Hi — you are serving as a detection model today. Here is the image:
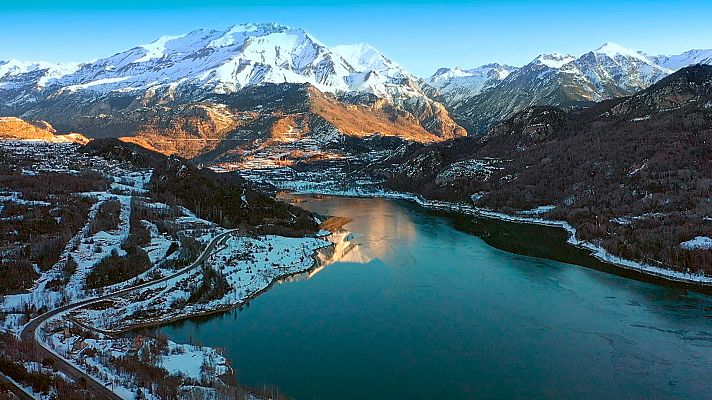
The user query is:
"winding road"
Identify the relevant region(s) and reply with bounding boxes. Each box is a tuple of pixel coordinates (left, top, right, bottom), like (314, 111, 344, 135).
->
(19, 229, 236, 400)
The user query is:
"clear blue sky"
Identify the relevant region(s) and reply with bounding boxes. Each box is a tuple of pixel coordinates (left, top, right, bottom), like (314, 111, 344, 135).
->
(1, 0, 711, 76)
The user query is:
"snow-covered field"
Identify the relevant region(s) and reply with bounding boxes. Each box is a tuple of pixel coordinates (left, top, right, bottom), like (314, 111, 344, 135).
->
(680, 236, 712, 250)
(1, 141, 155, 316)
(65, 193, 133, 299)
(0, 141, 223, 317)
(0, 141, 150, 312)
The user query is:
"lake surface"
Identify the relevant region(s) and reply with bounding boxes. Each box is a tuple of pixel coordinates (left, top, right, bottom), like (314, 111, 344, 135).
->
(159, 196, 712, 399)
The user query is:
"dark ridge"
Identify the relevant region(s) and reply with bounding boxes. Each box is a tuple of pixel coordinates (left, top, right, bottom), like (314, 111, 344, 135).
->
(383, 65, 712, 275)
(83, 138, 318, 235)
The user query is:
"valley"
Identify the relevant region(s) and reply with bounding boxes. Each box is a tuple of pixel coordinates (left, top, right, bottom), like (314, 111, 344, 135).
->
(1, 16, 712, 400)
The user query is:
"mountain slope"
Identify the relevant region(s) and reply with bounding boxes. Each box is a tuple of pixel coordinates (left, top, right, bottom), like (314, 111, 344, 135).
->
(385, 65, 712, 275)
(37, 82, 454, 162)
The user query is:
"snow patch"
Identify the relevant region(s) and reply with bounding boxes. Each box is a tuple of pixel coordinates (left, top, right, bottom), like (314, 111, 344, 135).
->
(680, 236, 712, 250)
(535, 53, 576, 69)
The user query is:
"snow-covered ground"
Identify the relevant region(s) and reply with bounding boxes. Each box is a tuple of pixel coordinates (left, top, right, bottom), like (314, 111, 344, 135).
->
(518, 205, 556, 215)
(43, 319, 230, 400)
(71, 233, 333, 332)
(161, 341, 229, 380)
(65, 194, 133, 299)
(0, 141, 157, 314)
(3, 140, 321, 398)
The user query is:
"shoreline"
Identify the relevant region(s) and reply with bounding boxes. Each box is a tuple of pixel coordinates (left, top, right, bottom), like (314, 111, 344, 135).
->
(277, 187, 712, 289)
(112, 238, 335, 335)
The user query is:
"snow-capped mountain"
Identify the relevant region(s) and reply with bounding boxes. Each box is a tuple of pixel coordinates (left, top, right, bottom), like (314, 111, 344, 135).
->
(571, 42, 671, 97)
(2, 29, 711, 142)
(0, 60, 72, 81)
(1, 23, 424, 104)
(426, 64, 517, 107)
(0, 60, 46, 79)
(0, 22, 467, 152)
(652, 49, 712, 71)
(330, 43, 422, 99)
(447, 42, 710, 133)
(533, 53, 577, 69)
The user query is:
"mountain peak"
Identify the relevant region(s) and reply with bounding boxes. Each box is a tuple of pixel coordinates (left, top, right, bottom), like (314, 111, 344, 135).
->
(0, 59, 44, 78)
(331, 43, 396, 71)
(592, 42, 655, 64)
(432, 67, 455, 77)
(224, 22, 291, 35)
(595, 41, 629, 54)
(0, 59, 80, 85)
(430, 66, 469, 78)
(207, 22, 318, 49)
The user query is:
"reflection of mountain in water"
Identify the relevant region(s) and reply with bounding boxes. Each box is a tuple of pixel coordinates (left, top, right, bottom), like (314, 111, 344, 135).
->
(284, 194, 418, 261)
(279, 229, 372, 283)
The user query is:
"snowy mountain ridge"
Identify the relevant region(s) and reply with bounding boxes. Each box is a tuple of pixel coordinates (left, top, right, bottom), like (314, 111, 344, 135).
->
(534, 53, 577, 69)
(4, 32, 710, 109)
(435, 42, 712, 132)
(2, 29, 711, 140)
(430, 42, 710, 109)
(651, 48, 712, 71)
(0, 59, 80, 89)
(0, 22, 424, 103)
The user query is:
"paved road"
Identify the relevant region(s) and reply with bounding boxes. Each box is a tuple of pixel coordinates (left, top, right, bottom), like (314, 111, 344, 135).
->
(19, 229, 236, 400)
(0, 373, 35, 400)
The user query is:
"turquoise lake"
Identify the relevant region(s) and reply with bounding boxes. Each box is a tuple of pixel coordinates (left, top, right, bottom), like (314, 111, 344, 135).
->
(159, 196, 712, 399)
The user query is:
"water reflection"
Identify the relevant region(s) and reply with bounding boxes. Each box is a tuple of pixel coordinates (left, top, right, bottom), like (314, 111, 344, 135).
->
(281, 193, 418, 262)
(279, 229, 373, 283)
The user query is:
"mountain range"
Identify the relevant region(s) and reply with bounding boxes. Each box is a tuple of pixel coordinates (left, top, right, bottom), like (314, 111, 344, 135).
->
(0, 23, 711, 161)
(431, 43, 712, 132)
(1, 23, 711, 290)
(1, 23, 429, 102)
